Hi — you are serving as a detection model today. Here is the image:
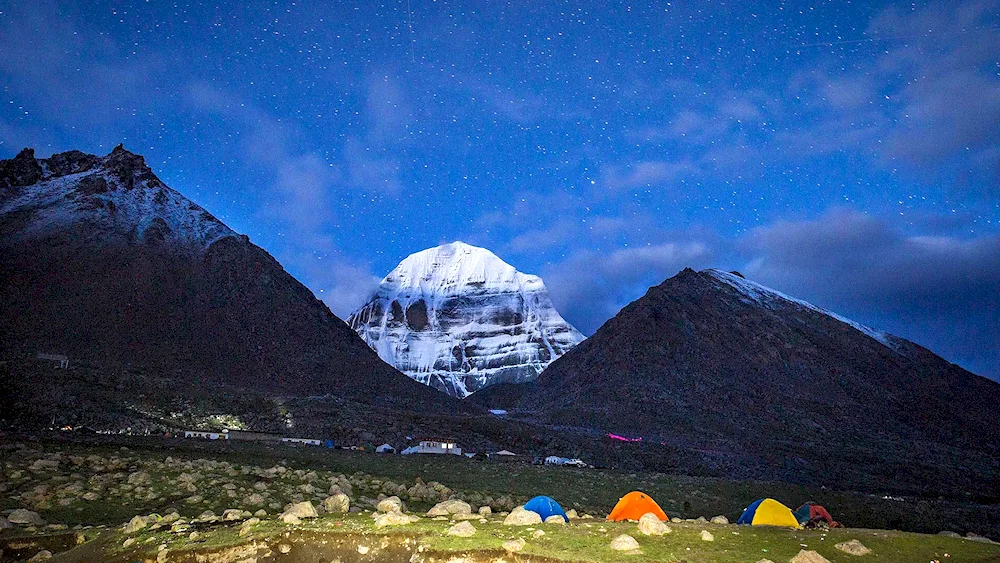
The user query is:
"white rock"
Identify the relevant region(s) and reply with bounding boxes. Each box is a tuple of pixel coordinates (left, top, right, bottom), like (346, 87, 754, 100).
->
(376, 496, 405, 513)
(790, 550, 832, 563)
(637, 512, 670, 536)
(545, 514, 566, 524)
(502, 538, 526, 553)
(427, 499, 473, 517)
(700, 530, 714, 541)
(503, 506, 543, 526)
(282, 501, 317, 519)
(710, 515, 729, 524)
(374, 512, 419, 528)
(610, 534, 640, 551)
(446, 521, 476, 537)
(835, 539, 872, 555)
(322, 493, 350, 514)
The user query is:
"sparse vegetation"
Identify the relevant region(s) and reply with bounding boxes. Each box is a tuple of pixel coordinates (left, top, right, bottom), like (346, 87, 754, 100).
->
(2, 437, 999, 562)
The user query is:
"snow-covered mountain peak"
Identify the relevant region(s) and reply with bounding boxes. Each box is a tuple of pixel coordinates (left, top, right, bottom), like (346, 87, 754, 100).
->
(383, 241, 542, 296)
(349, 242, 584, 397)
(703, 268, 902, 353)
(0, 146, 235, 250)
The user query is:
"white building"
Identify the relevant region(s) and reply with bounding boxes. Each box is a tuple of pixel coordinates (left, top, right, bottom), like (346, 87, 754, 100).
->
(184, 430, 228, 440)
(37, 353, 69, 368)
(400, 440, 462, 456)
(281, 437, 321, 446)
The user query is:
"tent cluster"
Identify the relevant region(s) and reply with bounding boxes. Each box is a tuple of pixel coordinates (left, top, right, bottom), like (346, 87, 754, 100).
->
(516, 492, 839, 530)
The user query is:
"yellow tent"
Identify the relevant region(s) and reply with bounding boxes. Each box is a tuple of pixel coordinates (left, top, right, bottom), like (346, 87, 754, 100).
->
(736, 498, 801, 528)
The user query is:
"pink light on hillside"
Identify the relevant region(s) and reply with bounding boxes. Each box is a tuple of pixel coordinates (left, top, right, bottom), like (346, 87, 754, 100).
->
(608, 433, 642, 442)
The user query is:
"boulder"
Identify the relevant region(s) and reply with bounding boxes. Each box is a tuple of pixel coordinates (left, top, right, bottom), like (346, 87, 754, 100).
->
(239, 518, 260, 537)
(123, 516, 147, 534)
(27, 550, 53, 562)
(282, 501, 318, 519)
(710, 515, 729, 524)
(503, 506, 543, 526)
(280, 513, 301, 525)
(427, 499, 473, 517)
(502, 538, 526, 553)
(565, 508, 578, 519)
(835, 539, 872, 555)
(376, 496, 405, 513)
(545, 515, 566, 524)
(447, 521, 476, 537)
(790, 551, 832, 563)
(9, 509, 45, 526)
(322, 493, 350, 514)
(478, 506, 492, 516)
(373, 512, 419, 528)
(637, 512, 670, 536)
(222, 509, 246, 521)
(610, 534, 640, 551)
(700, 530, 714, 541)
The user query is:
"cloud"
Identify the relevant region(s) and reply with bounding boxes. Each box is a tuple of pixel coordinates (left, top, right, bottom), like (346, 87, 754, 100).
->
(0, 1, 163, 125)
(185, 82, 378, 317)
(532, 206, 999, 380)
(741, 208, 1000, 378)
(543, 240, 716, 334)
(601, 160, 701, 190)
(782, 0, 1000, 195)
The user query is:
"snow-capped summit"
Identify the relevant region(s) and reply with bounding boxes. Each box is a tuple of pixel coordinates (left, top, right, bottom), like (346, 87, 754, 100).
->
(0, 146, 234, 250)
(348, 241, 585, 397)
(702, 269, 904, 353)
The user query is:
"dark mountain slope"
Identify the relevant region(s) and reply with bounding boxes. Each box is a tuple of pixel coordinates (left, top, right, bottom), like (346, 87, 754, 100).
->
(477, 268, 1000, 492)
(0, 147, 464, 414)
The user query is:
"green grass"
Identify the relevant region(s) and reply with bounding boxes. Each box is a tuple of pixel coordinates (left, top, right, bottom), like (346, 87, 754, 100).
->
(71, 513, 1000, 563)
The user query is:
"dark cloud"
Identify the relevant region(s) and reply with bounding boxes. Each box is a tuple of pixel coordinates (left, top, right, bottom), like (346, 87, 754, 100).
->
(742, 208, 1000, 379)
(535, 206, 999, 380)
(543, 239, 716, 334)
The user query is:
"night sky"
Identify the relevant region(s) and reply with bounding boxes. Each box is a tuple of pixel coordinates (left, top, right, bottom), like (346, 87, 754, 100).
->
(1, 1, 998, 378)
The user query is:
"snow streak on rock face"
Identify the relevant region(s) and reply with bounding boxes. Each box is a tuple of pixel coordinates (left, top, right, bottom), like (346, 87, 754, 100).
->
(704, 269, 904, 354)
(348, 242, 584, 397)
(0, 146, 234, 251)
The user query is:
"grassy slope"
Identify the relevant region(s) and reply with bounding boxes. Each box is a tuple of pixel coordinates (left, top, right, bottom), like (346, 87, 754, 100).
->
(51, 513, 1000, 563)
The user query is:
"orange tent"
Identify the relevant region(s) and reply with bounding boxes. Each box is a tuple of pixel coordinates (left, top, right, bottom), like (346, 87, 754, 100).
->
(607, 491, 670, 521)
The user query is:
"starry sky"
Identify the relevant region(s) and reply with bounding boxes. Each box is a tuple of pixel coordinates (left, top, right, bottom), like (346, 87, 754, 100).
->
(1, 1, 999, 378)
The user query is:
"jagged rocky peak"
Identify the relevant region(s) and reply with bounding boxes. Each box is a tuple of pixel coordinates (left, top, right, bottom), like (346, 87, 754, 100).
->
(348, 241, 585, 397)
(0, 145, 234, 250)
(0, 148, 44, 189)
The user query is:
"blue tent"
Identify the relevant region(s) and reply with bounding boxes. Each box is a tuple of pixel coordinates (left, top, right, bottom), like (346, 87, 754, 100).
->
(523, 495, 568, 523)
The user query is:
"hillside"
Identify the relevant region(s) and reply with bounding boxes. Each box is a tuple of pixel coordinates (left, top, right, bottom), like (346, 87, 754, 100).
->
(477, 268, 1000, 494)
(0, 147, 467, 426)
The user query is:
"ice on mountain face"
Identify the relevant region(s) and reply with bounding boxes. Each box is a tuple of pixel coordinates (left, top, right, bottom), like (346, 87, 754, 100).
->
(0, 147, 234, 250)
(348, 242, 585, 397)
(704, 269, 903, 354)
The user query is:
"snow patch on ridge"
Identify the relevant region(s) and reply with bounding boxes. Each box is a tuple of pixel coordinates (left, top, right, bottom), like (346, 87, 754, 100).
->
(0, 164, 234, 250)
(704, 269, 903, 353)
